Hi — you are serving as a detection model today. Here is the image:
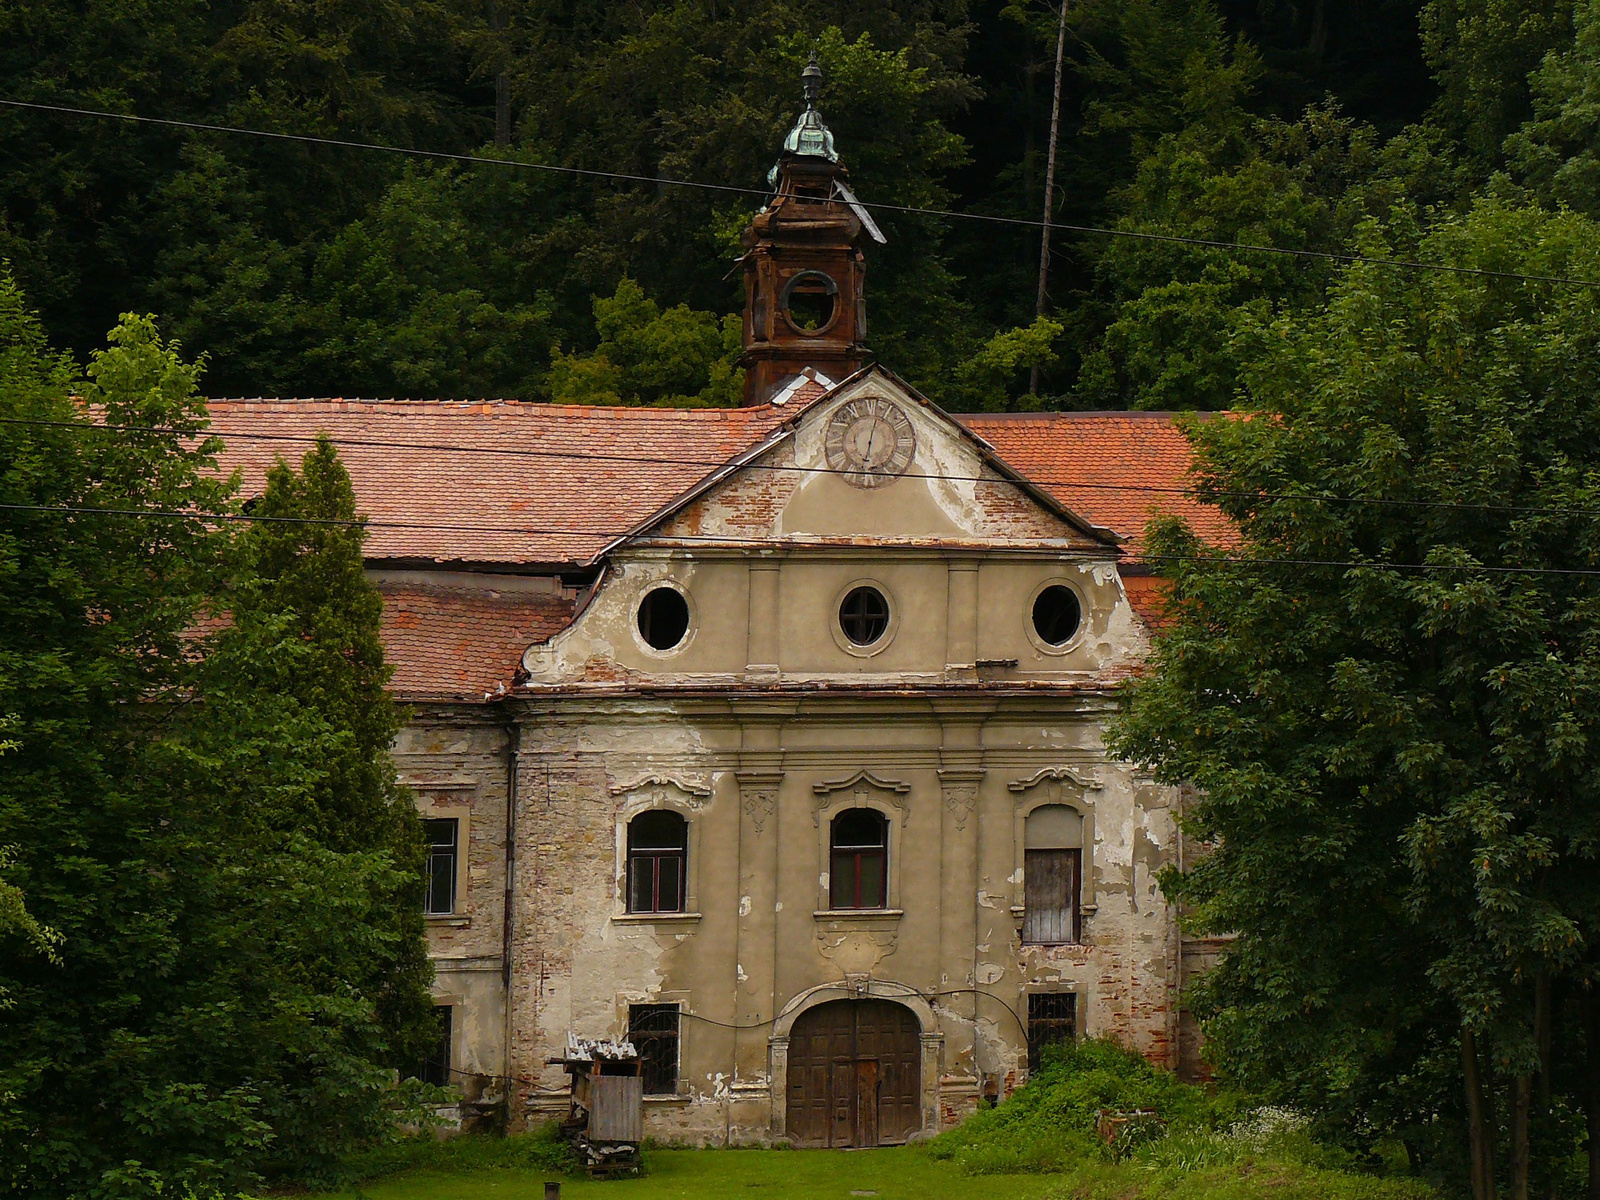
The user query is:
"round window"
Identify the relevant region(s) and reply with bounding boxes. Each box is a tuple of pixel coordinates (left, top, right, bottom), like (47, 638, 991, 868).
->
(1031, 585, 1082, 647)
(637, 586, 690, 651)
(839, 585, 890, 646)
(781, 270, 838, 333)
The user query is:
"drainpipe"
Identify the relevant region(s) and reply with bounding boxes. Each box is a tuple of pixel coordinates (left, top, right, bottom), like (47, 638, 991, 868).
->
(502, 713, 520, 1128)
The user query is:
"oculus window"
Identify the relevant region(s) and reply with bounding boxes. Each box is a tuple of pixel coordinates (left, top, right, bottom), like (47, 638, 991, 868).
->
(1022, 805, 1082, 944)
(781, 270, 838, 333)
(627, 810, 687, 914)
(830, 808, 888, 909)
(838, 585, 889, 646)
(637, 586, 690, 651)
(629, 1003, 681, 1094)
(1032, 585, 1082, 647)
(423, 817, 458, 915)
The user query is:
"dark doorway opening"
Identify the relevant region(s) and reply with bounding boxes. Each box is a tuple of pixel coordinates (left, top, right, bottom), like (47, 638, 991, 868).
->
(786, 999, 921, 1147)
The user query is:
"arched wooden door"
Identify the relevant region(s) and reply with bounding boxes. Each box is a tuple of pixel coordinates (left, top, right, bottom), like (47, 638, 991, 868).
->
(786, 999, 921, 1147)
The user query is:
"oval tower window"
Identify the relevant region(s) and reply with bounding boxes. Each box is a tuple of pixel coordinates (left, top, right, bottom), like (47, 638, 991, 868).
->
(1031, 585, 1082, 647)
(781, 270, 838, 333)
(638, 586, 690, 651)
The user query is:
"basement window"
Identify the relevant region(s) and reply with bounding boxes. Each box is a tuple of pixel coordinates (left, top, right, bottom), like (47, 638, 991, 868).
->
(629, 1003, 681, 1095)
(627, 810, 688, 913)
(1027, 992, 1077, 1071)
(638, 586, 690, 651)
(420, 1004, 453, 1086)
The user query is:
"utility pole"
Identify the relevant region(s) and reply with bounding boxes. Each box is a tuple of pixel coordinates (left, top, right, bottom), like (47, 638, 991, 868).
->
(1029, 0, 1068, 397)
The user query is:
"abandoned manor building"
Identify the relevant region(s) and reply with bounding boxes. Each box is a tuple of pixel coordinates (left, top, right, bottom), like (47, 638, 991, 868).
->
(209, 69, 1228, 1146)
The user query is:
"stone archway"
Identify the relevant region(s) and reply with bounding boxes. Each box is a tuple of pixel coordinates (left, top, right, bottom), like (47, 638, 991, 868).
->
(770, 982, 941, 1146)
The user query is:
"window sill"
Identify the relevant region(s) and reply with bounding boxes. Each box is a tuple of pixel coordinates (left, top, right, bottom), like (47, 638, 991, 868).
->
(813, 908, 904, 921)
(643, 1093, 691, 1104)
(612, 911, 703, 924)
(426, 915, 471, 927)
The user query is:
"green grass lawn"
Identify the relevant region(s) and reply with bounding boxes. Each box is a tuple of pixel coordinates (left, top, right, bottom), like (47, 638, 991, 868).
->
(314, 1146, 1067, 1200)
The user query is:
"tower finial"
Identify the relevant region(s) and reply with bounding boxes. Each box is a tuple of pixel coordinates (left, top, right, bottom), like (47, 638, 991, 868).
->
(802, 50, 823, 111)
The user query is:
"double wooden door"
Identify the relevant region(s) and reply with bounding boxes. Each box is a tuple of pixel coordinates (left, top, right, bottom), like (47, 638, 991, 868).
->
(786, 999, 921, 1148)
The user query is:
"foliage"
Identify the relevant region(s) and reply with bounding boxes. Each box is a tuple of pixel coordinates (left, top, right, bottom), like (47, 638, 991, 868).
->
(942, 316, 1063, 411)
(549, 279, 742, 407)
(1504, 0, 1600, 216)
(1108, 200, 1600, 1194)
(0, 281, 435, 1197)
(928, 1038, 1247, 1174)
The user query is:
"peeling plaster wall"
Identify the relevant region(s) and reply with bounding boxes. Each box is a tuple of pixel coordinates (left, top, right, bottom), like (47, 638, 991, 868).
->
(397, 374, 1189, 1145)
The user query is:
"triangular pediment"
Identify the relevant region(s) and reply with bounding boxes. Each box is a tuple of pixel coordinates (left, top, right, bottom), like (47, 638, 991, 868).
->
(633, 367, 1119, 552)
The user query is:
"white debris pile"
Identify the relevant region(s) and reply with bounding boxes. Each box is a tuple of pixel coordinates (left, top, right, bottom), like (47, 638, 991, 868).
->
(565, 1032, 637, 1060)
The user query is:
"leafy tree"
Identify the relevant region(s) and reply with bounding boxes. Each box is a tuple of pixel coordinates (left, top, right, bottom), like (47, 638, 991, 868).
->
(548, 278, 741, 407)
(0, 282, 435, 1196)
(1504, 0, 1600, 216)
(1110, 201, 1600, 1197)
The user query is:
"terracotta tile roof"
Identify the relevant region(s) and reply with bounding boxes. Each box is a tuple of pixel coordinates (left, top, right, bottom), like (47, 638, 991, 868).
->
(954, 412, 1234, 559)
(377, 580, 575, 699)
(206, 399, 801, 567)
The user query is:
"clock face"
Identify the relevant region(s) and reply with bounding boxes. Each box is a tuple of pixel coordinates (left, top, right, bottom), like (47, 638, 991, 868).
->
(824, 396, 917, 488)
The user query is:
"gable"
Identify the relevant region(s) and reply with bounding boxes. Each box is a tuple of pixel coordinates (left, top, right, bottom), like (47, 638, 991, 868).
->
(647, 369, 1117, 552)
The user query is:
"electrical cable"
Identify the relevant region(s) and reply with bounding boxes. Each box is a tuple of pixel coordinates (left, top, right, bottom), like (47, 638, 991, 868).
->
(5, 96, 1600, 289)
(7, 500, 1600, 575)
(7, 413, 1600, 522)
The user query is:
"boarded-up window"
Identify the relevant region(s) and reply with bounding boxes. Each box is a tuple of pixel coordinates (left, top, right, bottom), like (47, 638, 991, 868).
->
(1028, 992, 1077, 1070)
(627, 811, 687, 913)
(629, 1003, 681, 1094)
(1022, 805, 1082, 945)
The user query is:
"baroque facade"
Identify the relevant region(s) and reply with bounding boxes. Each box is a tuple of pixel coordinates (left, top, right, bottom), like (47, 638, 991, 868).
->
(209, 67, 1227, 1145)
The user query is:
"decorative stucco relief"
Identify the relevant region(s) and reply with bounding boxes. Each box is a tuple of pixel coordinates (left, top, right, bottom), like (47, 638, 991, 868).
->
(810, 769, 911, 826)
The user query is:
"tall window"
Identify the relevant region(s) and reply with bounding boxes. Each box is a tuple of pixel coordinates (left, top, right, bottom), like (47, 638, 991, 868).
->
(1028, 992, 1077, 1071)
(629, 1003, 681, 1094)
(1022, 805, 1083, 945)
(830, 808, 888, 909)
(423, 818, 458, 915)
(420, 1004, 453, 1086)
(627, 811, 687, 914)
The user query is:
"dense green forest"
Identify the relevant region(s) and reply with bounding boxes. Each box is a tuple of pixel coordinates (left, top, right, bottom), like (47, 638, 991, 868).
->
(3, 0, 1594, 408)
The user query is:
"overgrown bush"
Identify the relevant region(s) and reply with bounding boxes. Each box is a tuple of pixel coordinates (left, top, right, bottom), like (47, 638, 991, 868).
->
(928, 1038, 1247, 1175)
(329, 1123, 581, 1187)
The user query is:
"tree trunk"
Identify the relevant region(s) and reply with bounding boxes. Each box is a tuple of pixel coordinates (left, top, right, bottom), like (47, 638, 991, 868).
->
(1463, 1025, 1497, 1200)
(1029, 0, 1068, 397)
(1534, 974, 1554, 1200)
(1583, 989, 1600, 1200)
(1510, 1071, 1531, 1200)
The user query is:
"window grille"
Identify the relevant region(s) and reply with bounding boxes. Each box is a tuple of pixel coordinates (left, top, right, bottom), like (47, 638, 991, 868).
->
(1028, 992, 1077, 1072)
(423, 818, 458, 915)
(838, 586, 889, 645)
(627, 811, 687, 913)
(830, 808, 888, 909)
(629, 1003, 681, 1094)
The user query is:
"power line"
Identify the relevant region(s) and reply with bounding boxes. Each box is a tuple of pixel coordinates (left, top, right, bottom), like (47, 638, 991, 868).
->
(6, 413, 1600, 523)
(5, 97, 1600, 289)
(7, 500, 1600, 576)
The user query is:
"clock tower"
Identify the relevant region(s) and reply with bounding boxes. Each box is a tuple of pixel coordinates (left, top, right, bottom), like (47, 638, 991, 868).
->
(739, 56, 886, 406)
